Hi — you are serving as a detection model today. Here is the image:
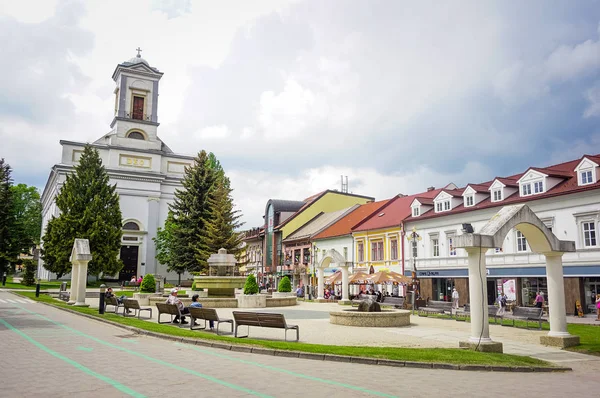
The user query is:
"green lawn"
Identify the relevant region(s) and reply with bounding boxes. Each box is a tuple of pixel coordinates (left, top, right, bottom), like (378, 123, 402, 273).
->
(14, 291, 558, 368)
(1, 279, 64, 290)
(566, 324, 600, 356)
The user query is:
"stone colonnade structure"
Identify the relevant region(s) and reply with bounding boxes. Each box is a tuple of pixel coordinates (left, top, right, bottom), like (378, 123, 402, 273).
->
(455, 204, 580, 352)
(67, 239, 92, 307)
(317, 249, 352, 304)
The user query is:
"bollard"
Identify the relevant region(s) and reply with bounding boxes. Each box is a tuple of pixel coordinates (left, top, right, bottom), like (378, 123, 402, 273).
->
(2, 272, 6, 286)
(99, 284, 106, 315)
(35, 281, 40, 297)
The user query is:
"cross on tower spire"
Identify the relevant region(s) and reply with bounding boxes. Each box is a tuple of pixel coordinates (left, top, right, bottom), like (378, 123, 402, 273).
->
(136, 47, 142, 57)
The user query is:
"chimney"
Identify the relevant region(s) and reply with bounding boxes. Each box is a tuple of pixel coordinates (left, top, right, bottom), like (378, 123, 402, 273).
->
(427, 186, 435, 192)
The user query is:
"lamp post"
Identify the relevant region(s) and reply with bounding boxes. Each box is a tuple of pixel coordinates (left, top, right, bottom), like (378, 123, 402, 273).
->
(406, 228, 421, 314)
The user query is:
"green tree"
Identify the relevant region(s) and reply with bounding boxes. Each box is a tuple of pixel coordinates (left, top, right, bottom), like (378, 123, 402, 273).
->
(0, 159, 14, 275)
(154, 212, 185, 284)
(278, 276, 292, 293)
(170, 150, 216, 273)
(9, 184, 42, 255)
(21, 259, 36, 286)
(202, 176, 244, 261)
(243, 274, 259, 295)
(41, 145, 123, 278)
(140, 274, 156, 293)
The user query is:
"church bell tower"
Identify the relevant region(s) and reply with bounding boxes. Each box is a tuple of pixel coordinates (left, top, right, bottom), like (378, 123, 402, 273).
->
(108, 48, 164, 150)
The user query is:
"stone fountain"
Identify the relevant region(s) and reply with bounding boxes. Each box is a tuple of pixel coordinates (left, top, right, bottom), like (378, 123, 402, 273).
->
(193, 248, 246, 297)
(329, 297, 411, 327)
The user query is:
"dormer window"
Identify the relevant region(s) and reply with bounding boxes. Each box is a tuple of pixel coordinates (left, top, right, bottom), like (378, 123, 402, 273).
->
(522, 183, 532, 196)
(492, 189, 502, 202)
(534, 181, 544, 193)
(581, 170, 593, 185)
(465, 195, 474, 207)
(412, 207, 420, 217)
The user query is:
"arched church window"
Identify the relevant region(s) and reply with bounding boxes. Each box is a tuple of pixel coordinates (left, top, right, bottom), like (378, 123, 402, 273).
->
(122, 222, 140, 231)
(127, 131, 145, 140)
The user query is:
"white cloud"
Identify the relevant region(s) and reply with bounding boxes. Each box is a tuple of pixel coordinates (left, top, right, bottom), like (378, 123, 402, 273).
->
(583, 82, 600, 118)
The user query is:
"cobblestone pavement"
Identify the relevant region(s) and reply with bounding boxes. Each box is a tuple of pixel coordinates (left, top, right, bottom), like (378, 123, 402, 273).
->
(1, 291, 600, 398)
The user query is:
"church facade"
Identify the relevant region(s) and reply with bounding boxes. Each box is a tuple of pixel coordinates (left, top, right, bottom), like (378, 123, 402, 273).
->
(37, 52, 194, 282)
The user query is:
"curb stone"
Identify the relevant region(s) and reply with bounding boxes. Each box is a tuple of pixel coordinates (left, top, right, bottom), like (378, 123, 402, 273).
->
(15, 293, 573, 373)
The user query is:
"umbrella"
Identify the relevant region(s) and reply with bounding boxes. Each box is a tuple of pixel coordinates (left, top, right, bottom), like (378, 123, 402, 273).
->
(348, 270, 370, 284)
(325, 271, 342, 284)
(367, 271, 396, 284)
(387, 271, 412, 284)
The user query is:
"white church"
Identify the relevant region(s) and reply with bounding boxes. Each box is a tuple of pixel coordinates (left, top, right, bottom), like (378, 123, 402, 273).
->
(38, 51, 194, 282)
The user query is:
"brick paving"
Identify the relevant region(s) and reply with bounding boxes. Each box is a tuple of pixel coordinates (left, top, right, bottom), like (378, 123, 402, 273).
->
(1, 291, 600, 397)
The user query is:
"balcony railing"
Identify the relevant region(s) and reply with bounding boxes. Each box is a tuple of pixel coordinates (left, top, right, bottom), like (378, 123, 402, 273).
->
(121, 111, 153, 122)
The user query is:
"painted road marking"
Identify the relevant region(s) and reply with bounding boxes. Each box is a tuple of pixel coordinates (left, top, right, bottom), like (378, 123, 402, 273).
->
(0, 317, 145, 398)
(177, 343, 399, 398)
(5, 299, 17, 303)
(17, 305, 274, 398)
(0, 299, 6, 303)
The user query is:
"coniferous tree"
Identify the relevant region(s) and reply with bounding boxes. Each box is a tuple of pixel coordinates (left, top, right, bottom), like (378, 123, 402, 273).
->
(41, 145, 123, 278)
(0, 159, 14, 274)
(170, 150, 216, 273)
(201, 175, 244, 261)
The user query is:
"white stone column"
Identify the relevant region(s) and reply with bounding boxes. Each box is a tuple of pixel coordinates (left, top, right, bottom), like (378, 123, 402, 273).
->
(465, 247, 491, 343)
(67, 263, 79, 305)
(545, 253, 570, 337)
(74, 261, 89, 307)
(340, 265, 350, 302)
(317, 267, 325, 299)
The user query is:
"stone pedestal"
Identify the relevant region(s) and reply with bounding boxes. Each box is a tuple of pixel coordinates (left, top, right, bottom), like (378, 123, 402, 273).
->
(69, 239, 92, 307)
(459, 340, 504, 353)
(540, 335, 580, 348)
(237, 294, 267, 308)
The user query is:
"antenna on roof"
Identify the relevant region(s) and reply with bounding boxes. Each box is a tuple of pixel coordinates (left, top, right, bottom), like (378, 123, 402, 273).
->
(341, 175, 348, 193)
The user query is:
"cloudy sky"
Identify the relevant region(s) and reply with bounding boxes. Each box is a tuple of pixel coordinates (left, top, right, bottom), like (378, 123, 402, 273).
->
(1, 0, 600, 228)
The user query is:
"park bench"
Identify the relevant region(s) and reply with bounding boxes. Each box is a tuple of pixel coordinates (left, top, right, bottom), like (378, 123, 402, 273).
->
(379, 296, 405, 309)
(500, 306, 544, 330)
(188, 307, 233, 335)
(417, 300, 454, 317)
(156, 303, 185, 325)
(58, 281, 70, 301)
(232, 311, 299, 341)
(121, 281, 140, 290)
(123, 299, 152, 319)
(455, 304, 500, 323)
(105, 296, 123, 313)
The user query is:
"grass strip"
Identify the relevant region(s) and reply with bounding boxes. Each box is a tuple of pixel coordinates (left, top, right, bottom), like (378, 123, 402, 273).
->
(15, 291, 557, 367)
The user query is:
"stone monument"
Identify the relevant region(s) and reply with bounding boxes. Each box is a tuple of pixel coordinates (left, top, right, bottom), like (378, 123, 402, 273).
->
(67, 239, 92, 307)
(193, 248, 245, 297)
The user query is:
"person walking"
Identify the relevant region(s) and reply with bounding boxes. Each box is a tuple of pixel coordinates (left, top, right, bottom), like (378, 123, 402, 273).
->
(534, 291, 545, 308)
(596, 294, 600, 321)
(497, 293, 507, 316)
(451, 288, 460, 314)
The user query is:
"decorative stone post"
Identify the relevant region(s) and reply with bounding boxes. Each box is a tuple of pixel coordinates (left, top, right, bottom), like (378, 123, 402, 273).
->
(67, 260, 79, 305)
(317, 266, 325, 300)
(540, 253, 580, 347)
(70, 239, 92, 307)
(457, 247, 502, 352)
(338, 264, 351, 305)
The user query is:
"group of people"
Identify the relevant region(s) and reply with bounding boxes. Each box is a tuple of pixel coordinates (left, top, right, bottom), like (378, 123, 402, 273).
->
(165, 288, 215, 328)
(130, 275, 144, 284)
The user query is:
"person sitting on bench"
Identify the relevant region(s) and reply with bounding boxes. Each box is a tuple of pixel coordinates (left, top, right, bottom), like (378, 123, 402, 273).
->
(106, 287, 131, 313)
(189, 294, 214, 330)
(166, 288, 189, 324)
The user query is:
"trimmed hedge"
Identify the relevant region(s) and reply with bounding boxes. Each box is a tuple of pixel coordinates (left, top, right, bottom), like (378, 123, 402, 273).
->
(243, 274, 259, 295)
(140, 274, 156, 293)
(278, 276, 292, 293)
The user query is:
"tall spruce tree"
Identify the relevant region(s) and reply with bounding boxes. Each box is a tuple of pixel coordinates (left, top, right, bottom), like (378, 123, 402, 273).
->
(0, 159, 14, 274)
(170, 150, 216, 273)
(41, 145, 123, 278)
(201, 175, 244, 260)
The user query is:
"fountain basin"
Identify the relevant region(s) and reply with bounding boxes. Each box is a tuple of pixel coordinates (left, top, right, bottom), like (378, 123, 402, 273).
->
(329, 309, 411, 327)
(193, 276, 246, 297)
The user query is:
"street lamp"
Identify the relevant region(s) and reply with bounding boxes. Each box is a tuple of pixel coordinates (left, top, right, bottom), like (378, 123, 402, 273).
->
(406, 227, 421, 314)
